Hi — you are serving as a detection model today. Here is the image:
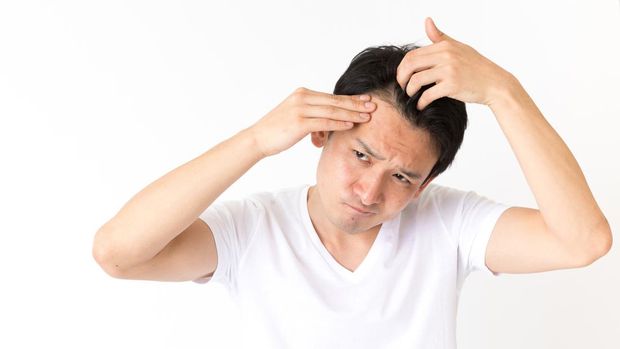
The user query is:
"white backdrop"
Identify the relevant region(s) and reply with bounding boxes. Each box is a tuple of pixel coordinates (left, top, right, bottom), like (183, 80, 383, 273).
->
(1, 1, 618, 348)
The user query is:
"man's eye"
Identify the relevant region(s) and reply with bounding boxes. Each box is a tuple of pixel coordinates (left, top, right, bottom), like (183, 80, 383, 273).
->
(353, 150, 369, 161)
(354, 150, 411, 185)
(394, 174, 411, 184)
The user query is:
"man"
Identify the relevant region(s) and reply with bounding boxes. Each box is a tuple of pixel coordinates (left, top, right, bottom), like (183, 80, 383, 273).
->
(93, 17, 612, 348)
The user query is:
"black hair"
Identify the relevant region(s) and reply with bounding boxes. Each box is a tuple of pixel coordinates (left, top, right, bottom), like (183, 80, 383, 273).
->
(330, 43, 467, 187)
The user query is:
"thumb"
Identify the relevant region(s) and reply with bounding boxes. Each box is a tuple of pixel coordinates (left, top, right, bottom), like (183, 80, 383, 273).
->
(425, 17, 451, 43)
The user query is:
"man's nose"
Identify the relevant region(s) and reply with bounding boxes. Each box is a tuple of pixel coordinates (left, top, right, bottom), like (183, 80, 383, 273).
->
(355, 172, 384, 207)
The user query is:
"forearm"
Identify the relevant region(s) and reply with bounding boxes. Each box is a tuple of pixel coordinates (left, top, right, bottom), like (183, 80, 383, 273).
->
(93, 127, 264, 269)
(489, 76, 611, 246)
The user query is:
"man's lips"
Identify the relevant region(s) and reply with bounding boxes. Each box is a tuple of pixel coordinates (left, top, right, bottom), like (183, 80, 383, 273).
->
(345, 203, 375, 215)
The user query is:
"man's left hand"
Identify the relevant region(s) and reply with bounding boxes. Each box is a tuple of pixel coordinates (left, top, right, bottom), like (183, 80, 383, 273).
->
(396, 17, 516, 110)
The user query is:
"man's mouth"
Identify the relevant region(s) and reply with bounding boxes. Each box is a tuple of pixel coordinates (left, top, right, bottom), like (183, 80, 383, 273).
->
(345, 203, 375, 215)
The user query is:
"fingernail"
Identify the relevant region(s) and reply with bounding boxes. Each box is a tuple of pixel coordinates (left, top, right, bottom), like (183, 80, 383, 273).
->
(365, 102, 374, 109)
(359, 95, 371, 101)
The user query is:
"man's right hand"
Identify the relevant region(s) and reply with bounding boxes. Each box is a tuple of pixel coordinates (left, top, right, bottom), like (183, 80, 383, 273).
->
(248, 87, 377, 157)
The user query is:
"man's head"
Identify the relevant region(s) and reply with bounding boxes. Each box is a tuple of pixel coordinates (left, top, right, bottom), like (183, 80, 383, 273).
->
(329, 44, 468, 187)
(308, 44, 467, 235)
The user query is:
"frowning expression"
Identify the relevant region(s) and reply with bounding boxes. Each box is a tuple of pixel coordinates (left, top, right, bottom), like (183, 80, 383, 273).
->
(310, 95, 439, 235)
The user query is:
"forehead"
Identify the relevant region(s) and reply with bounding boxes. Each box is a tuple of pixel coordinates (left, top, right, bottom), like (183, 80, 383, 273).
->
(340, 96, 438, 164)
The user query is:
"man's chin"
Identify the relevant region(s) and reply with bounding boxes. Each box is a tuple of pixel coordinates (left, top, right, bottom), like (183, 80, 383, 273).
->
(334, 216, 380, 234)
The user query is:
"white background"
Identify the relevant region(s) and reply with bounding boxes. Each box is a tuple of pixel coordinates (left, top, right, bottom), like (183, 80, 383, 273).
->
(1, 1, 618, 348)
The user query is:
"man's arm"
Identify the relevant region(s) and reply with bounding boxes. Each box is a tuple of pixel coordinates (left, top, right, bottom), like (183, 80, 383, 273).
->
(92, 128, 263, 273)
(484, 77, 612, 273)
(397, 17, 612, 273)
(92, 87, 375, 275)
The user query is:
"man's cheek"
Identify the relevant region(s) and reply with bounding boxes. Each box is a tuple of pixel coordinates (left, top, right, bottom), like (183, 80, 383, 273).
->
(336, 157, 357, 185)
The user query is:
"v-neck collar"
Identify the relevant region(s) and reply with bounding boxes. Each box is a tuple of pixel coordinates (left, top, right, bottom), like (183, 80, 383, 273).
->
(299, 184, 399, 282)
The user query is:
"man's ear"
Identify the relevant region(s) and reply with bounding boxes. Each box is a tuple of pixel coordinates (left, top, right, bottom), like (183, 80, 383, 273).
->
(413, 175, 436, 199)
(311, 131, 330, 148)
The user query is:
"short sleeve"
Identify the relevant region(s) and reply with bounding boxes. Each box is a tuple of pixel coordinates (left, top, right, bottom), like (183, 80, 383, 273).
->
(191, 195, 265, 288)
(457, 190, 511, 278)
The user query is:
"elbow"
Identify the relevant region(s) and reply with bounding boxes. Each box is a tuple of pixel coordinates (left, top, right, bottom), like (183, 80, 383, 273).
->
(594, 216, 613, 258)
(583, 217, 613, 266)
(92, 229, 109, 267)
(92, 229, 130, 279)
(92, 240, 122, 279)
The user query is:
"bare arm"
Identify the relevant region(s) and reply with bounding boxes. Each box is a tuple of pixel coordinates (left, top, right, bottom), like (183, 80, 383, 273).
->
(397, 18, 611, 273)
(92, 127, 263, 273)
(92, 87, 376, 277)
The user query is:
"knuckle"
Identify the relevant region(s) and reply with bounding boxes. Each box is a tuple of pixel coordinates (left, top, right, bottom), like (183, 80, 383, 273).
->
(292, 87, 307, 99)
(407, 80, 417, 93)
(289, 93, 301, 105)
(291, 89, 307, 103)
(419, 94, 429, 106)
(326, 105, 338, 114)
(408, 75, 417, 86)
(329, 93, 342, 106)
(398, 59, 410, 74)
(336, 119, 349, 127)
(396, 62, 404, 78)
(354, 99, 366, 110)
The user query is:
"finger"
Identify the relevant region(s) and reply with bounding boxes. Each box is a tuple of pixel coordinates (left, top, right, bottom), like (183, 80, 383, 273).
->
(304, 90, 376, 113)
(397, 52, 446, 92)
(306, 117, 355, 132)
(396, 47, 444, 90)
(302, 104, 371, 124)
(417, 83, 450, 110)
(405, 68, 442, 97)
(425, 17, 452, 43)
(402, 42, 442, 57)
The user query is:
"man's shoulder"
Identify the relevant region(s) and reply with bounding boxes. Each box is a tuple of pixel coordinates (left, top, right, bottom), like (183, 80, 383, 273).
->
(417, 183, 506, 215)
(401, 182, 476, 216)
(250, 183, 307, 199)
(233, 183, 307, 209)
(420, 183, 470, 202)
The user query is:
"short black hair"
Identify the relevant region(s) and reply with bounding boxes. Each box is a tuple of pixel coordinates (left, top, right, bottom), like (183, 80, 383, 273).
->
(330, 44, 467, 187)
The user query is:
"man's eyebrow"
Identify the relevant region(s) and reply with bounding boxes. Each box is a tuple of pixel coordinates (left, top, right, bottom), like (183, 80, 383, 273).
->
(355, 138, 422, 180)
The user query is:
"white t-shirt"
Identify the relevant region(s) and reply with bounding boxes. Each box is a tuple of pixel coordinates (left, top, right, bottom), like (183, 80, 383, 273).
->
(194, 183, 510, 348)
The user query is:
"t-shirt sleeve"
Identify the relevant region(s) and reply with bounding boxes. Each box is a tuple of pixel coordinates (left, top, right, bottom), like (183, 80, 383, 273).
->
(456, 190, 511, 278)
(191, 195, 265, 288)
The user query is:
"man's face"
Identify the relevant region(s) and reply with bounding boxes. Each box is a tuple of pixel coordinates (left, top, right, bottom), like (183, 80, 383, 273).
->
(309, 95, 439, 236)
